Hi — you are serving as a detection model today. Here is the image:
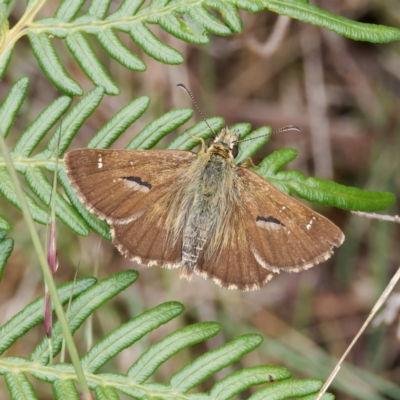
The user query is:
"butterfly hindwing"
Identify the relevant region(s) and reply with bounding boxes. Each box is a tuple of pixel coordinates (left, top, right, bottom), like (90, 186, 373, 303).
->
(110, 200, 183, 269)
(195, 203, 274, 290)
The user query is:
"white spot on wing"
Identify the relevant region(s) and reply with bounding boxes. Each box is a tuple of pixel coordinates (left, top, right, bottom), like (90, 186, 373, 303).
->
(306, 217, 316, 230)
(123, 179, 150, 193)
(256, 220, 286, 231)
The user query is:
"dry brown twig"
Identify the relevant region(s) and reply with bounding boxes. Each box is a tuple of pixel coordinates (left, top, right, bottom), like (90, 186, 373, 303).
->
(245, 15, 291, 58)
(351, 210, 400, 223)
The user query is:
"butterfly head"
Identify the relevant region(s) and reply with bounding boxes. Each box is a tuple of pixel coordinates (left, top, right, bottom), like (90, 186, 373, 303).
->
(207, 127, 240, 159)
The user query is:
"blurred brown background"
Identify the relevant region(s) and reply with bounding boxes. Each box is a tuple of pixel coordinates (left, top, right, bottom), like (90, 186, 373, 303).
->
(1, 0, 400, 399)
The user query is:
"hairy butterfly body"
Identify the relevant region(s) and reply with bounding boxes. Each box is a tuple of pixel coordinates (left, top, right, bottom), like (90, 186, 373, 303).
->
(64, 127, 344, 291)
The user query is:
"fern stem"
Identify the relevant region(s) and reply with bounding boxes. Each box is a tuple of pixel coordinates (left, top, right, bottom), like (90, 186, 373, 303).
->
(0, 134, 92, 400)
(0, 0, 46, 58)
(29, 0, 201, 33)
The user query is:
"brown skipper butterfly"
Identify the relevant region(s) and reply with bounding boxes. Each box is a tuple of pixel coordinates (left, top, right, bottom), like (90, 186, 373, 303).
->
(64, 86, 344, 290)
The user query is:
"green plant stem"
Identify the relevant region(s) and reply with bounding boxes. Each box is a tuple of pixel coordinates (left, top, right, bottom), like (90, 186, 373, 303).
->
(0, 0, 46, 57)
(0, 134, 92, 400)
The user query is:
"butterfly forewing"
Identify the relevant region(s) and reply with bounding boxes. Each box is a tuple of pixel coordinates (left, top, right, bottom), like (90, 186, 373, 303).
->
(237, 168, 344, 272)
(64, 149, 196, 222)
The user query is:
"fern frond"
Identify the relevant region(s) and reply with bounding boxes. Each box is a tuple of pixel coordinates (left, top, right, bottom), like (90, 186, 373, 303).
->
(0, 272, 335, 399)
(1, 0, 400, 94)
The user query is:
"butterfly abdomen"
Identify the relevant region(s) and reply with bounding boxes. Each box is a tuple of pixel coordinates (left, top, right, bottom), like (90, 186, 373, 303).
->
(180, 153, 240, 280)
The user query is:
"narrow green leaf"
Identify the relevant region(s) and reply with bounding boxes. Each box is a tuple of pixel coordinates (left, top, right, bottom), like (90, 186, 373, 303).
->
(300, 393, 335, 400)
(144, 0, 169, 10)
(156, 13, 209, 45)
(0, 45, 13, 79)
(88, 0, 112, 19)
(0, 3, 7, 24)
(0, 278, 96, 355)
(65, 33, 119, 95)
(166, 117, 225, 150)
(94, 386, 120, 400)
(11, 96, 72, 158)
(210, 365, 291, 400)
(205, 0, 243, 33)
(23, 166, 90, 236)
(187, 394, 209, 400)
(0, 77, 29, 138)
(229, 122, 252, 139)
(129, 22, 184, 64)
(254, 148, 298, 194)
(126, 108, 193, 150)
(248, 378, 323, 400)
(0, 237, 13, 282)
(0, 216, 11, 231)
(82, 302, 184, 373)
(0, 230, 6, 240)
(186, 6, 232, 36)
(89, 96, 150, 149)
(30, 271, 138, 364)
(128, 322, 221, 383)
(170, 334, 263, 393)
(57, 167, 111, 240)
(95, 29, 146, 71)
(234, 0, 265, 13)
(265, 0, 400, 43)
(4, 372, 38, 400)
(55, 0, 85, 22)
(0, 168, 48, 224)
(291, 176, 396, 211)
(108, 0, 145, 19)
(257, 148, 298, 177)
(28, 32, 82, 96)
(52, 379, 79, 400)
(235, 126, 271, 164)
(35, 87, 104, 158)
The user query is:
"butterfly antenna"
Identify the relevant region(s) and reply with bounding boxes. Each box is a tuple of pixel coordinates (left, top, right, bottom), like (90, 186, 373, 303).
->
(272, 125, 301, 134)
(238, 125, 301, 143)
(177, 83, 216, 136)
